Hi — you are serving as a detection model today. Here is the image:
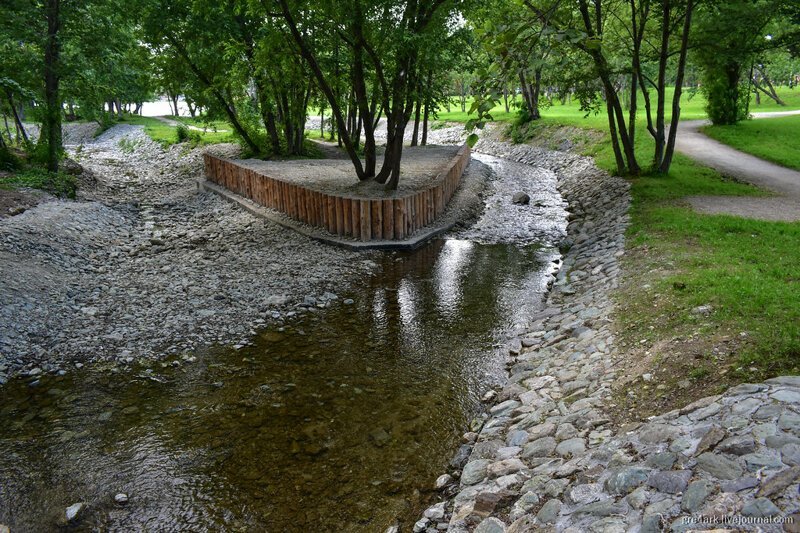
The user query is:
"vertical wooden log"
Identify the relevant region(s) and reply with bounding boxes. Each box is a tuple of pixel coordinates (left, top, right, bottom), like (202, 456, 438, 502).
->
(316, 192, 323, 228)
(354, 198, 360, 237)
(298, 187, 306, 223)
(335, 197, 344, 235)
(343, 198, 352, 236)
(383, 199, 394, 240)
(359, 200, 371, 241)
(406, 196, 414, 235)
(319, 193, 326, 229)
(394, 200, 404, 239)
(326, 195, 335, 233)
(415, 194, 422, 229)
(372, 200, 382, 240)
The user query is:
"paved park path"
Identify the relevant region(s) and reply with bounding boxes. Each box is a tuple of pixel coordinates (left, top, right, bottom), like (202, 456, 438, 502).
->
(675, 110, 800, 221)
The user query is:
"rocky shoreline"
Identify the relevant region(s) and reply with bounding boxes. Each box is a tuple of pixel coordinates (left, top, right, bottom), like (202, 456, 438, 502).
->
(414, 141, 800, 532)
(0, 125, 376, 384)
(0, 123, 491, 384)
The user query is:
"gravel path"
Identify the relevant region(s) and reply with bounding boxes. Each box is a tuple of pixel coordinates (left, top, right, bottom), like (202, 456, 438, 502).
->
(676, 111, 800, 221)
(0, 124, 374, 382)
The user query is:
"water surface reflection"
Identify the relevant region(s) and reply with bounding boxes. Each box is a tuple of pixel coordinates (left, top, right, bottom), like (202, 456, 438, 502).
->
(0, 240, 559, 532)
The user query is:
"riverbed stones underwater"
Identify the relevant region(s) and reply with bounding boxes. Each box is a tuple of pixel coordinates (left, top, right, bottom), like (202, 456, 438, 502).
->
(415, 141, 800, 532)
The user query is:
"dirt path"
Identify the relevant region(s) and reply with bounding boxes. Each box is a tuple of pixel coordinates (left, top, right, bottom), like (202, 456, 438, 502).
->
(307, 138, 349, 159)
(675, 110, 800, 221)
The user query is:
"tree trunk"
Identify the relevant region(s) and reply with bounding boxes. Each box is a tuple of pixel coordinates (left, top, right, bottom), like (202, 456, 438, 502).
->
(653, 0, 671, 168)
(605, 93, 626, 175)
(577, 0, 639, 175)
(519, 70, 531, 116)
(628, 0, 647, 147)
(43, 0, 62, 173)
(531, 67, 542, 119)
(422, 70, 432, 146)
(168, 37, 260, 154)
(5, 91, 28, 144)
(754, 70, 786, 106)
(266, 110, 281, 154)
(350, 8, 380, 177)
(278, 0, 365, 179)
(411, 95, 421, 146)
(659, 0, 694, 174)
(2, 113, 11, 144)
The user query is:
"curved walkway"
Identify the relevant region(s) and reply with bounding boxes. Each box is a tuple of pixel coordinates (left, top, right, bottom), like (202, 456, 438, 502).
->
(675, 110, 800, 221)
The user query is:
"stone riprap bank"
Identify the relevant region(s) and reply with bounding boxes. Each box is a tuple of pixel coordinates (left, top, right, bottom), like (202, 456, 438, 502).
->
(412, 141, 800, 533)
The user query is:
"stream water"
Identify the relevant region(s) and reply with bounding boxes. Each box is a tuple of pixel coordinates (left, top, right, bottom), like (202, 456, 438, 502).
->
(0, 155, 567, 532)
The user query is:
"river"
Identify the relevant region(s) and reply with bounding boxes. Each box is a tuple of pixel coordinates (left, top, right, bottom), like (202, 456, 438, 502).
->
(0, 154, 567, 532)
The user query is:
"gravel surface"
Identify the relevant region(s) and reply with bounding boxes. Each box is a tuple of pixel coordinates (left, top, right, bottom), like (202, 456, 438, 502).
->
(686, 195, 800, 222)
(20, 121, 99, 146)
(237, 145, 460, 198)
(0, 188, 54, 219)
(305, 117, 470, 147)
(452, 153, 568, 245)
(0, 124, 374, 382)
(0, 122, 554, 384)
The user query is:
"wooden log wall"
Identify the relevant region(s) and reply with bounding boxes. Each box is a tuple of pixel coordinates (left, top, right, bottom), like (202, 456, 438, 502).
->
(203, 144, 470, 241)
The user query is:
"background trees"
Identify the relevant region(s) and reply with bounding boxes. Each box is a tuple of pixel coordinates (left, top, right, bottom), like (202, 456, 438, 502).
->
(2, 0, 799, 181)
(693, 0, 800, 125)
(276, 0, 468, 189)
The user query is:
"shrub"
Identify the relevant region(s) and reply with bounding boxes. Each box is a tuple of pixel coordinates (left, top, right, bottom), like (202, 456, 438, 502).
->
(1, 167, 77, 198)
(176, 124, 201, 145)
(0, 146, 21, 171)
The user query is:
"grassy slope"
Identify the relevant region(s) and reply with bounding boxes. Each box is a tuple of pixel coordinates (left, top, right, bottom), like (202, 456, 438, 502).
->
(122, 115, 234, 147)
(702, 115, 800, 171)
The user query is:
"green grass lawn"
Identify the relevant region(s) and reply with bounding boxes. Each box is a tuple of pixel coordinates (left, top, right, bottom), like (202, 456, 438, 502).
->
(165, 115, 232, 132)
(121, 115, 234, 147)
(523, 93, 800, 394)
(622, 159, 800, 380)
(702, 115, 800, 171)
(433, 85, 800, 125)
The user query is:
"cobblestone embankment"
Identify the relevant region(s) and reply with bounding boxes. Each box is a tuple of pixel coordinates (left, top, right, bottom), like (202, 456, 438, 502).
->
(414, 141, 800, 533)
